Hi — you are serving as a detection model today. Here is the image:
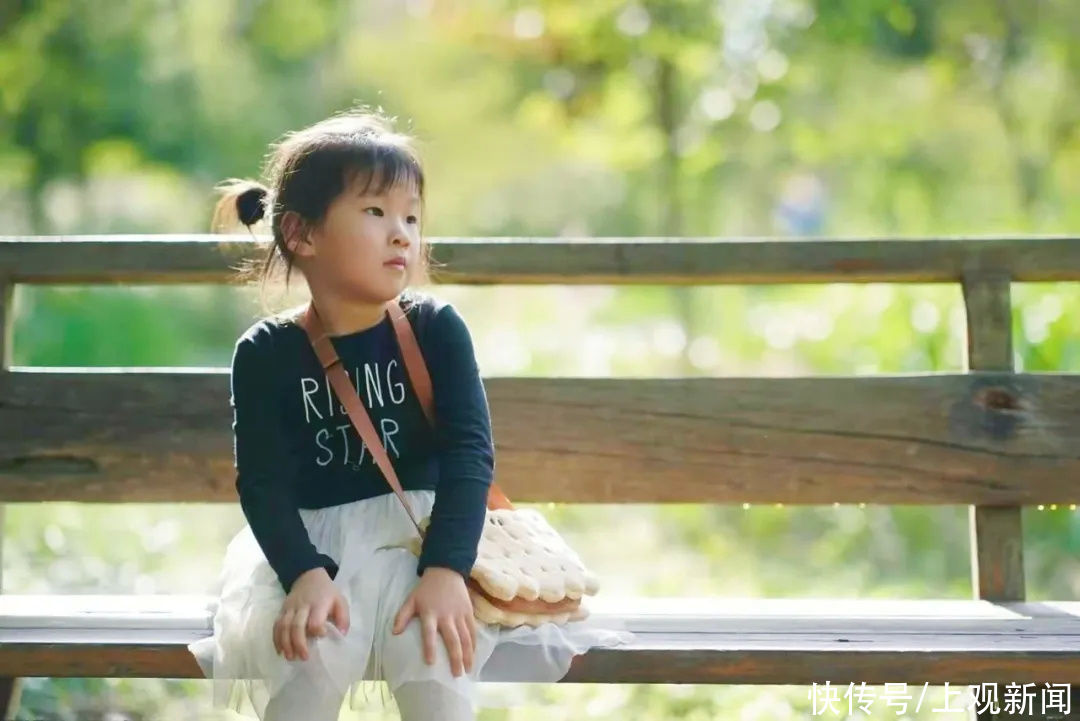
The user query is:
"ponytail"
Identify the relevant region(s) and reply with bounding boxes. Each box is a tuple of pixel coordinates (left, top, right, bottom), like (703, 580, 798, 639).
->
(211, 178, 282, 315)
(211, 178, 270, 233)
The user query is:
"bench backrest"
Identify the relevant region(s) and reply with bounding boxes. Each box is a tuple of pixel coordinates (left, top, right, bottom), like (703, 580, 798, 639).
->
(2, 235, 1079, 605)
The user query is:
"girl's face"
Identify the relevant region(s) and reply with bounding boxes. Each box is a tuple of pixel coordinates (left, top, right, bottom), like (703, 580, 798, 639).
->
(290, 173, 423, 303)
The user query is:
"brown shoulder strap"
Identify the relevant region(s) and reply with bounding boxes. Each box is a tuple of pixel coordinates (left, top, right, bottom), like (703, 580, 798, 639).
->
(386, 299, 514, 511)
(299, 297, 515, 518)
(385, 299, 435, 427)
(298, 301, 427, 537)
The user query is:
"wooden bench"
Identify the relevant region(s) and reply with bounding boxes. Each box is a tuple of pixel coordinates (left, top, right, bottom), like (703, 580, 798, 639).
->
(1, 235, 1079, 719)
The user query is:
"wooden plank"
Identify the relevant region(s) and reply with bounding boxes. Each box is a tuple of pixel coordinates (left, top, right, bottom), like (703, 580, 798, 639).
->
(3, 236, 1080, 285)
(566, 645, 1080, 685)
(6, 595, 1079, 634)
(0, 277, 11, 585)
(0, 596, 1078, 683)
(3, 631, 1078, 683)
(0, 678, 17, 721)
(0, 276, 16, 721)
(963, 273, 1014, 372)
(0, 278, 11, 591)
(963, 273, 1026, 721)
(970, 505, 1026, 601)
(582, 597, 1080, 633)
(963, 274, 1026, 604)
(0, 277, 11, 370)
(3, 370, 1079, 504)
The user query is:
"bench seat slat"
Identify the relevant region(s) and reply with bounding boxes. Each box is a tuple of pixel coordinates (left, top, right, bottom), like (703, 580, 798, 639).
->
(1, 596, 1077, 683)
(3, 595, 1078, 629)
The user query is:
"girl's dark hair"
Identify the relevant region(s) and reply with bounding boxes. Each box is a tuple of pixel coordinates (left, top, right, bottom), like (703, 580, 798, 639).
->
(211, 106, 436, 313)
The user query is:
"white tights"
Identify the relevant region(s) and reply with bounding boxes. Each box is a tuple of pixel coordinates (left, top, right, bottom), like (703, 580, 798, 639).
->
(263, 666, 476, 721)
(391, 680, 477, 721)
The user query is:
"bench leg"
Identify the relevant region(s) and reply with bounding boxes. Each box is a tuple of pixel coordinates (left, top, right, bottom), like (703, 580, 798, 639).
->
(0, 677, 20, 721)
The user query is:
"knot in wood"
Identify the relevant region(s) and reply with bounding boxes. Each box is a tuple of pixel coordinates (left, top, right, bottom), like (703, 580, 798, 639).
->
(973, 386, 1020, 413)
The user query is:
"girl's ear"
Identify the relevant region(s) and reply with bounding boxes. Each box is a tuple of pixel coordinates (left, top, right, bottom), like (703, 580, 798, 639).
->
(281, 210, 315, 258)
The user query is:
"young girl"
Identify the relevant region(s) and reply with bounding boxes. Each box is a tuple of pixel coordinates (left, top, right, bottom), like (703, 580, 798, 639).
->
(187, 108, 634, 721)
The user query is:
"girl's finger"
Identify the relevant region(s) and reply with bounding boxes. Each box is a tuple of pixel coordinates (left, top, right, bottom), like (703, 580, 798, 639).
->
(457, 615, 475, 673)
(276, 608, 294, 658)
(456, 611, 474, 655)
(393, 595, 414, 635)
(438, 619, 464, 677)
(330, 593, 350, 634)
(307, 601, 328, 637)
(421, 613, 439, 666)
(463, 594, 478, 648)
(291, 605, 311, 661)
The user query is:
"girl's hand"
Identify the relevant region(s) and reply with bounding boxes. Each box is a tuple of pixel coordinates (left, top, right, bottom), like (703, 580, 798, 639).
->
(275, 566, 350, 662)
(392, 566, 477, 677)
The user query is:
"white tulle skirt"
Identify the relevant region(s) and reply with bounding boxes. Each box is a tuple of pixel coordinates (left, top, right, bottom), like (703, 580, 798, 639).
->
(188, 489, 636, 718)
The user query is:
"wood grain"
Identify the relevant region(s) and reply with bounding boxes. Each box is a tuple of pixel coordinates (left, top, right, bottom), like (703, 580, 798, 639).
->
(3, 236, 1080, 284)
(2, 370, 1079, 504)
(963, 273, 1026, 604)
(0, 277, 11, 371)
(0, 277, 15, 719)
(963, 273, 1014, 372)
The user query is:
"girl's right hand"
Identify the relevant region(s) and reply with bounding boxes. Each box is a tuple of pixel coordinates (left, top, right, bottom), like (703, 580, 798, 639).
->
(274, 566, 350, 661)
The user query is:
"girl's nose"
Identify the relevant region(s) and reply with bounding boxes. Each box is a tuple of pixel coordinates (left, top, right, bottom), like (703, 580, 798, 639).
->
(390, 221, 411, 246)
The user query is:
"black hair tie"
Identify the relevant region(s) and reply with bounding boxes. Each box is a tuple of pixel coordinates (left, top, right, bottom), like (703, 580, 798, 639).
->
(236, 186, 268, 226)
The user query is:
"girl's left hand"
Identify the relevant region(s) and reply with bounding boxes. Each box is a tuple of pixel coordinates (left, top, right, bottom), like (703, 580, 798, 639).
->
(392, 566, 476, 677)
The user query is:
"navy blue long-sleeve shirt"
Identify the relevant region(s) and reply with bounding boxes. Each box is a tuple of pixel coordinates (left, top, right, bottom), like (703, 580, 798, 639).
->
(230, 290, 495, 594)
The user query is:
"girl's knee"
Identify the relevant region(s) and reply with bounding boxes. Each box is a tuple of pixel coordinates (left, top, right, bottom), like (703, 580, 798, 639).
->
(392, 679, 475, 721)
(264, 664, 347, 721)
(381, 617, 454, 675)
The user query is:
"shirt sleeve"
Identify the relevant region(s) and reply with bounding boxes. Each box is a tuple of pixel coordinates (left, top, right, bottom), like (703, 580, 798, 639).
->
(415, 303, 495, 579)
(231, 332, 340, 594)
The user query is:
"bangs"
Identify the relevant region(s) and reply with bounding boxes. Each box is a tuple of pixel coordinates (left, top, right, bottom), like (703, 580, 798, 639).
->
(342, 143, 424, 198)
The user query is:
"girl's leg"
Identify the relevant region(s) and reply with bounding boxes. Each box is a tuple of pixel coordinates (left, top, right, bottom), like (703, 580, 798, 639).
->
(376, 549, 477, 720)
(392, 680, 476, 721)
(263, 663, 347, 721)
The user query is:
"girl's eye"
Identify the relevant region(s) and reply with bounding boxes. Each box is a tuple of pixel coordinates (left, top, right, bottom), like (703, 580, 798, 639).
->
(406, 215, 419, 224)
(364, 207, 383, 217)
